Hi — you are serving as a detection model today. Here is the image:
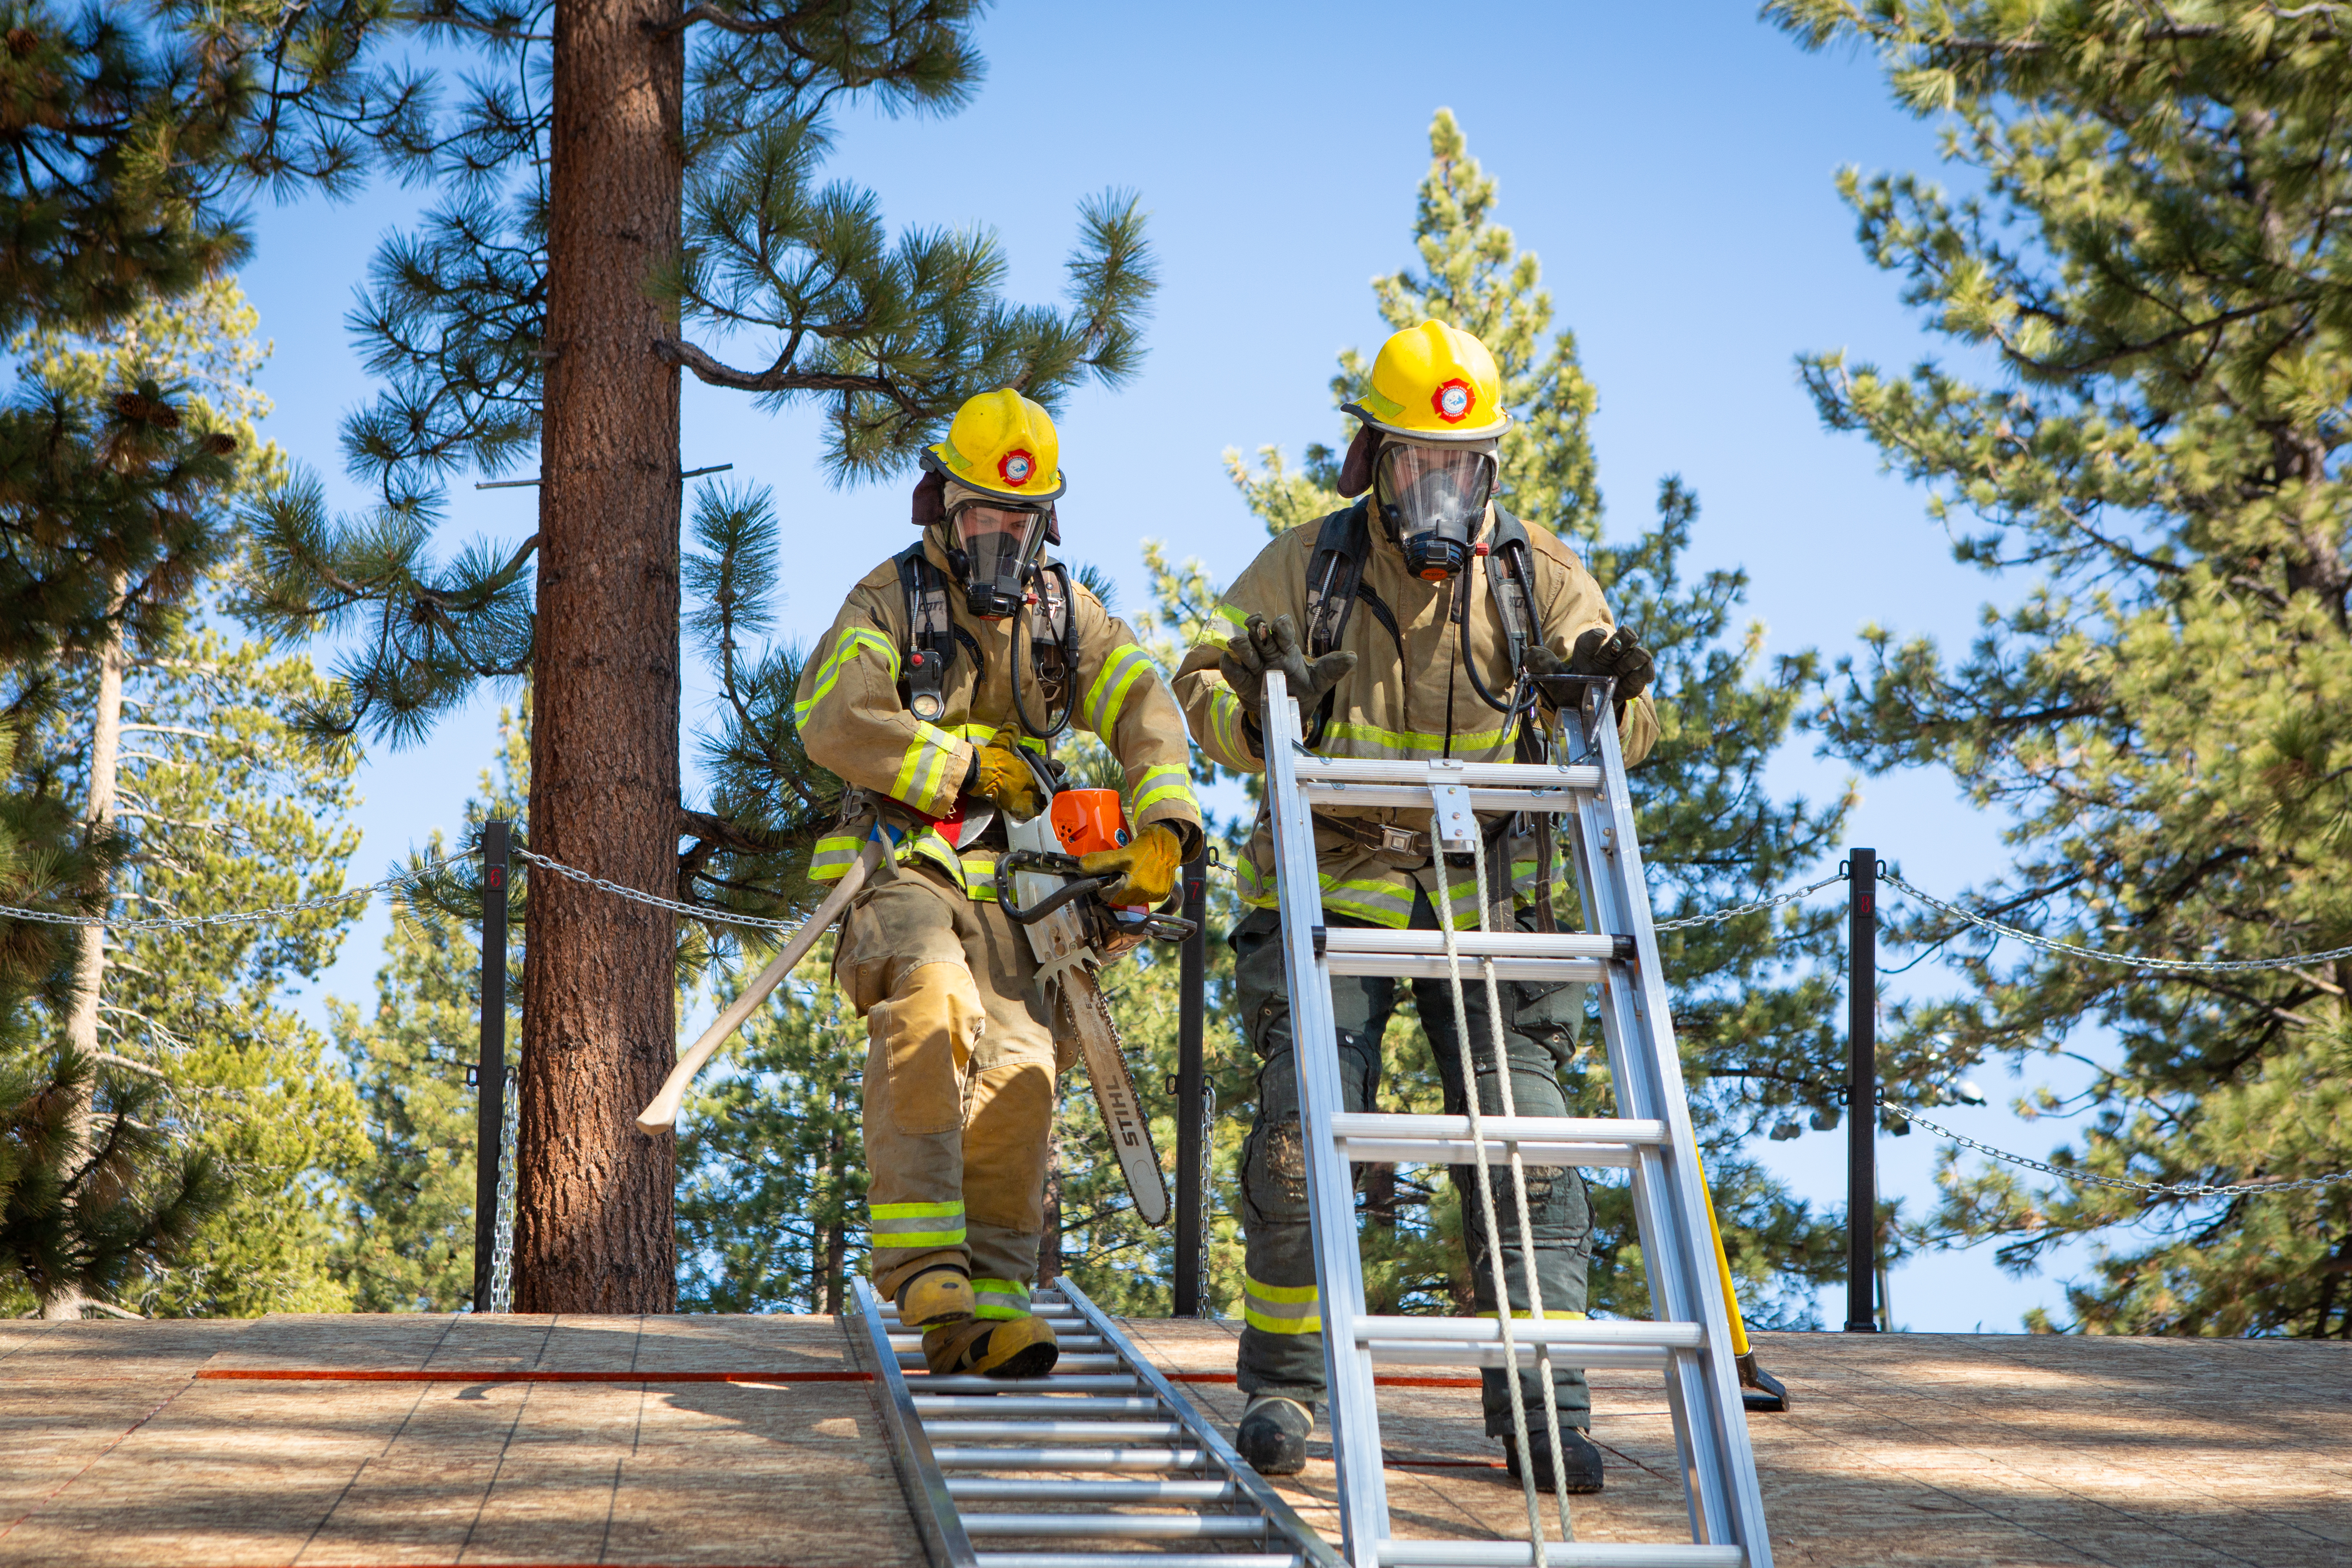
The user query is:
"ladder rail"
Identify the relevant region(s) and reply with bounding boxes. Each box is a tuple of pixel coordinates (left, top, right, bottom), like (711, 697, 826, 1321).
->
(1564, 711, 1770, 1559)
(848, 1275, 979, 1568)
(1264, 669, 1391, 1568)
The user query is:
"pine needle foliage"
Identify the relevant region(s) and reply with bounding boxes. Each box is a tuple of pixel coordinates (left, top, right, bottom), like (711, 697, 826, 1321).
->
(234, 0, 1159, 826)
(1769, 1, 2352, 1334)
(1184, 111, 1858, 1324)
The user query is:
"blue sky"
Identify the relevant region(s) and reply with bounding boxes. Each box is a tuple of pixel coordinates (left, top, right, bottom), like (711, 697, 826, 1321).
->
(244, 1, 2104, 1330)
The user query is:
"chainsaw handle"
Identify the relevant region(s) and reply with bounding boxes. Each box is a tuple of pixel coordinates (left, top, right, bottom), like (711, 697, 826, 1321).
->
(998, 870, 1113, 925)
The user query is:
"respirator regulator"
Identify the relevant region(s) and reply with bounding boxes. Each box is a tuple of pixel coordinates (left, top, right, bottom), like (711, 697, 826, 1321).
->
(1378, 439, 1499, 582)
(946, 499, 1052, 619)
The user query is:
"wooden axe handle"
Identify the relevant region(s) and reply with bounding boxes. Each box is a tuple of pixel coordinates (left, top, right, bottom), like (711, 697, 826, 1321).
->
(635, 841, 880, 1132)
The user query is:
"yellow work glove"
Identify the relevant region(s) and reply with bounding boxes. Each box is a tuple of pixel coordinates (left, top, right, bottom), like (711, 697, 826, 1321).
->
(1080, 823, 1184, 907)
(966, 723, 1044, 820)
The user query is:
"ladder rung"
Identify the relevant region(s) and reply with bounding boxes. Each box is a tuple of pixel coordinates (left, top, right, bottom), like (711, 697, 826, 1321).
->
(1326, 930, 1624, 962)
(1378, 1542, 1745, 1567)
(977, 1556, 1302, 1568)
(934, 1446, 1210, 1469)
(914, 1395, 1164, 1415)
(891, 1333, 1107, 1350)
(1302, 782, 1592, 813)
(1291, 757, 1603, 792)
(905, 1373, 1140, 1393)
(1363, 1341, 1673, 1371)
(901, 1354, 1124, 1372)
(947, 1478, 1239, 1502)
(1331, 954, 1607, 984)
(1330, 1111, 1664, 1168)
(879, 1306, 1080, 1319)
(961, 1512, 1271, 1538)
(923, 1419, 1188, 1442)
(1353, 1315, 1703, 1349)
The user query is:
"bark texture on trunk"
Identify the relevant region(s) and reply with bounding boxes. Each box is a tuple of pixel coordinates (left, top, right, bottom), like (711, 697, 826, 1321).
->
(1036, 1127, 1062, 1288)
(518, 0, 684, 1314)
(44, 600, 128, 1320)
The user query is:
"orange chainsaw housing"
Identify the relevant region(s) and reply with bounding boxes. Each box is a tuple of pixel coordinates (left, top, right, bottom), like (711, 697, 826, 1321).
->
(1050, 789, 1131, 858)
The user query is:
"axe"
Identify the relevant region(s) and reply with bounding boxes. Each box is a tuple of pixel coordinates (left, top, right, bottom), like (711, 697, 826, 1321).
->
(636, 838, 883, 1132)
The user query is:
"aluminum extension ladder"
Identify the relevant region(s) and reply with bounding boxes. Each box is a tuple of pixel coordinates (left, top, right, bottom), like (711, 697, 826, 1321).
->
(847, 1274, 1344, 1568)
(1259, 669, 1773, 1568)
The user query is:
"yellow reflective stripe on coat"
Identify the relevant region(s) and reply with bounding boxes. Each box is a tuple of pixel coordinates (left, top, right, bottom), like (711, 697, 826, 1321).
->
(1085, 644, 1158, 736)
(1128, 763, 1196, 821)
(1236, 861, 1421, 929)
(871, 1200, 967, 1250)
(951, 723, 1050, 757)
(810, 833, 866, 883)
(1207, 686, 1247, 760)
(891, 721, 965, 817)
(961, 855, 999, 902)
(1321, 718, 1516, 760)
(1214, 602, 1249, 631)
(793, 626, 901, 728)
(1242, 1275, 1320, 1335)
(973, 1277, 1032, 1320)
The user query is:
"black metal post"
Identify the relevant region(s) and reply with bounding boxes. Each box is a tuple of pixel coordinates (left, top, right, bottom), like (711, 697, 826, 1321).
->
(473, 819, 510, 1312)
(1845, 846, 1879, 1332)
(1173, 854, 1208, 1317)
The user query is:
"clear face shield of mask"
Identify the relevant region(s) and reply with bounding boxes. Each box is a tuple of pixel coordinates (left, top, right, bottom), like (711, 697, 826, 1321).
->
(946, 501, 1050, 618)
(1377, 440, 1498, 581)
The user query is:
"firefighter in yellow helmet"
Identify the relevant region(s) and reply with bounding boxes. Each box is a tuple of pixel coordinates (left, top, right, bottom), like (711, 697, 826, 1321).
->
(1173, 322, 1658, 1488)
(796, 388, 1203, 1377)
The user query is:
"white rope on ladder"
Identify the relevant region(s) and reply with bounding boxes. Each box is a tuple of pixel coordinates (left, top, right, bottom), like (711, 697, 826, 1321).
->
(1434, 807, 1574, 1556)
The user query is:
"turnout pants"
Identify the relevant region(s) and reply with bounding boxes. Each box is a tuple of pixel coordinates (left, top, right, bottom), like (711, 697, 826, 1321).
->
(838, 859, 1067, 1320)
(1233, 890, 1595, 1436)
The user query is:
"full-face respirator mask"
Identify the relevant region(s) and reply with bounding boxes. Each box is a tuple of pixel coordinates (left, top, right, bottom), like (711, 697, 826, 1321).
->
(941, 498, 1053, 620)
(1376, 439, 1499, 582)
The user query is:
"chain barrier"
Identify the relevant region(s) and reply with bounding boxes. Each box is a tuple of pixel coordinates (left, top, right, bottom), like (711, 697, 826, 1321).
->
(1653, 872, 1847, 931)
(0, 850, 482, 932)
(510, 847, 805, 932)
(1882, 871, 2352, 975)
(488, 1081, 519, 1311)
(1874, 1096, 2352, 1200)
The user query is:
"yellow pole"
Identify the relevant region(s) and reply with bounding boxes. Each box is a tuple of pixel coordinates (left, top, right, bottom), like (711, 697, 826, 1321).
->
(1700, 1163, 1789, 1409)
(1700, 1163, 1753, 1358)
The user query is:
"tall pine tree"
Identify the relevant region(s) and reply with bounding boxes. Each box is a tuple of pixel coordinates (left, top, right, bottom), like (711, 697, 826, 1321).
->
(235, 2, 1158, 1311)
(1769, 1, 2352, 1334)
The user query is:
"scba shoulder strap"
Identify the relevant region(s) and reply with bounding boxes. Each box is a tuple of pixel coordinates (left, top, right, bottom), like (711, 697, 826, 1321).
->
(894, 541, 1077, 738)
(1296, 501, 1542, 731)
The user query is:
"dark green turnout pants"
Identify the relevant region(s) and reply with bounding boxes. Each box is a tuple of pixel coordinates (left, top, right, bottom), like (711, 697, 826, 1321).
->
(1231, 891, 1595, 1437)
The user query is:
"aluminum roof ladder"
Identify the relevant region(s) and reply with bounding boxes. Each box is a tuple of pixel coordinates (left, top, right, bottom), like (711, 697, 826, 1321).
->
(1258, 667, 1773, 1568)
(848, 1272, 1344, 1568)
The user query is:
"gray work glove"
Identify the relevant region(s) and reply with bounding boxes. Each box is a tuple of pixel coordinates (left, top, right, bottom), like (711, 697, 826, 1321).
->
(1527, 626, 1654, 706)
(1220, 611, 1356, 754)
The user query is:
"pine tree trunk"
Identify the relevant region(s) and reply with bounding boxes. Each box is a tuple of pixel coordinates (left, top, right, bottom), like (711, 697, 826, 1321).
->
(516, 0, 685, 1314)
(1036, 1125, 1062, 1287)
(822, 1110, 847, 1314)
(43, 585, 130, 1320)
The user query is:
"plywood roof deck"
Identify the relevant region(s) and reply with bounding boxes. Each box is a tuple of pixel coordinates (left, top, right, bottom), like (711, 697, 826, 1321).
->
(4, 1311, 2348, 1567)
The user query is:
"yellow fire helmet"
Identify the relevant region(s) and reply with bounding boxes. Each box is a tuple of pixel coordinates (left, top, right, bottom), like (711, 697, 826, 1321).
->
(1341, 320, 1511, 443)
(919, 387, 1067, 503)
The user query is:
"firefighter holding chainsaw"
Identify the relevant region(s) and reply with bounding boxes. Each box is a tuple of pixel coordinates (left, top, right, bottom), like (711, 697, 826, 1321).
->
(1173, 321, 1658, 1489)
(796, 389, 1203, 1379)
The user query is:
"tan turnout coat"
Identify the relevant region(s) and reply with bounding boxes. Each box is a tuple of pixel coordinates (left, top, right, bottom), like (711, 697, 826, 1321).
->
(1172, 502, 1658, 929)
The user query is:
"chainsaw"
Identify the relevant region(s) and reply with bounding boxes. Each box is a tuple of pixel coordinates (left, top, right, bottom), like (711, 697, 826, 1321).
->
(995, 775, 1194, 1228)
